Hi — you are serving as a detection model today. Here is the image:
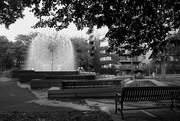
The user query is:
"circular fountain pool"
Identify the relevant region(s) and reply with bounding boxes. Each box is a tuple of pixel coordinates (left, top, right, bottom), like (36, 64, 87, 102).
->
(122, 79, 168, 87)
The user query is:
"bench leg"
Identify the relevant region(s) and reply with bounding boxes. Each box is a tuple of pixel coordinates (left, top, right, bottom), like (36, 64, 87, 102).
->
(115, 99, 125, 120)
(121, 102, 124, 120)
(171, 98, 174, 111)
(115, 99, 117, 114)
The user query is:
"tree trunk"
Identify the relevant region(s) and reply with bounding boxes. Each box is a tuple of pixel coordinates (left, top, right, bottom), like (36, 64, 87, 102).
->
(161, 59, 166, 81)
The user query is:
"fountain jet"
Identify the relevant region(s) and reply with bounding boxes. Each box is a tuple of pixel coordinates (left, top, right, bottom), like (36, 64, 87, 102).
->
(25, 29, 76, 71)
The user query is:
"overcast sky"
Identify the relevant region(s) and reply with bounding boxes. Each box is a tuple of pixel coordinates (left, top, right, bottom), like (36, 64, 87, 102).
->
(0, 8, 108, 42)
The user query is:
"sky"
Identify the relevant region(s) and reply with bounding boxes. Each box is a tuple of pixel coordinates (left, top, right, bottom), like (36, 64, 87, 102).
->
(0, 8, 108, 42)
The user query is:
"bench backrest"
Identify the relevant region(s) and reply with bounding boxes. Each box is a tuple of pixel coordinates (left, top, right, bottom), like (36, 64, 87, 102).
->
(121, 86, 180, 102)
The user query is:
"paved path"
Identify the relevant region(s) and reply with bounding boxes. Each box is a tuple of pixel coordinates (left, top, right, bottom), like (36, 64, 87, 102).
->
(0, 77, 71, 112)
(1, 77, 180, 121)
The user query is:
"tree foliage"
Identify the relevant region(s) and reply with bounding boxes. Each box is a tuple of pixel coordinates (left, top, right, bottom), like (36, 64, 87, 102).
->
(15, 32, 38, 46)
(0, 36, 14, 71)
(30, 0, 180, 57)
(164, 30, 180, 73)
(0, 32, 38, 71)
(71, 37, 93, 70)
(0, 0, 33, 28)
(13, 32, 38, 69)
(1, 0, 180, 58)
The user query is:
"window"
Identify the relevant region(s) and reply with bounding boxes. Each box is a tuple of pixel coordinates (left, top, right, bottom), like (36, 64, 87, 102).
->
(142, 55, 146, 60)
(100, 50, 106, 54)
(169, 56, 174, 61)
(120, 56, 132, 61)
(142, 63, 146, 68)
(122, 63, 131, 66)
(100, 41, 108, 47)
(89, 41, 94, 45)
(101, 64, 112, 68)
(100, 56, 111, 61)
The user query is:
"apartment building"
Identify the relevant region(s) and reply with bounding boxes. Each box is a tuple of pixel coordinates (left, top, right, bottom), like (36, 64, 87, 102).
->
(89, 36, 151, 75)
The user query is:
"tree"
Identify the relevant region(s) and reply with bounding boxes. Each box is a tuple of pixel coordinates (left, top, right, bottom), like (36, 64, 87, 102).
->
(31, 0, 180, 79)
(165, 30, 180, 74)
(15, 32, 38, 46)
(0, 0, 33, 28)
(0, 36, 14, 72)
(13, 32, 38, 69)
(71, 37, 93, 71)
(0, 32, 38, 71)
(1, 0, 180, 78)
(141, 60, 157, 76)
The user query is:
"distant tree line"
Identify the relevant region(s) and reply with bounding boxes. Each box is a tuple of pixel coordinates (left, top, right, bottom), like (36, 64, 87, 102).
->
(0, 32, 38, 73)
(0, 33, 93, 73)
(1, 31, 180, 75)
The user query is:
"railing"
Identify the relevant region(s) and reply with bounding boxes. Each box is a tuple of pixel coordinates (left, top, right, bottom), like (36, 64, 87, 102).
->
(119, 65, 133, 70)
(119, 65, 140, 70)
(119, 57, 141, 62)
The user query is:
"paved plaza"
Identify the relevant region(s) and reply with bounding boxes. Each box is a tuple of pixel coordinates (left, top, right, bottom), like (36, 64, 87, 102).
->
(0, 77, 180, 121)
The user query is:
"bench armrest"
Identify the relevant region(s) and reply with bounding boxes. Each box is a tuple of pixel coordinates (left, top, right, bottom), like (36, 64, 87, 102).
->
(115, 93, 122, 102)
(116, 93, 121, 97)
(115, 92, 122, 114)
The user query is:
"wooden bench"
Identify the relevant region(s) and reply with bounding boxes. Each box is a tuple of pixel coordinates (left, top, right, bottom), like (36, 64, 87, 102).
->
(115, 86, 180, 119)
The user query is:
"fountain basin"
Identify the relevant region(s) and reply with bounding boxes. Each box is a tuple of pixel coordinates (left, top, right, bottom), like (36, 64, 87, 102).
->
(48, 87, 122, 98)
(47, 79, 122, 98)
(12, 70, 96, 83)
(122, 79, 168, 87)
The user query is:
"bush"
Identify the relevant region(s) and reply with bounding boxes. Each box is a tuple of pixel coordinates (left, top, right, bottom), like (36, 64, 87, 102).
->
(2, 70, 12, 78)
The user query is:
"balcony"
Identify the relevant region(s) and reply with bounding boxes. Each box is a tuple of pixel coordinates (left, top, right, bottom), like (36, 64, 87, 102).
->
(119, 57, 141, 63)
(118, 65, 140, 70)
(119, 65, 133, 70)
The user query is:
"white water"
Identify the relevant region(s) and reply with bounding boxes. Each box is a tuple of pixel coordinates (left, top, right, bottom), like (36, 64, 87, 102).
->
(25, 29, 76, 71)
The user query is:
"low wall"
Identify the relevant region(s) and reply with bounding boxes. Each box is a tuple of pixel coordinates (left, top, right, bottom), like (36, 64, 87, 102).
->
(31, 79, 63, 89)
(31, 79, 122, 89)
(12, 70, 96, 82)
(12, 70, 35, 78)
(35, 71, 80, 75)
(48, 79, 122, 98)
(48, 87, 122, 98)
(62, 80, 121, 89)
(45, 75, 96, 80)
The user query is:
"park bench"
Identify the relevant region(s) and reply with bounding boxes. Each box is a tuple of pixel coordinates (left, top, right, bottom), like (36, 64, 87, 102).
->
(115, 86, 180, 119)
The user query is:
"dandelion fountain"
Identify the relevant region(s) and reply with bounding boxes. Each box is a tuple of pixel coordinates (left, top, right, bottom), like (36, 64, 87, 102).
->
(12, 29, 122, 98)
(25, 30, 76, 71)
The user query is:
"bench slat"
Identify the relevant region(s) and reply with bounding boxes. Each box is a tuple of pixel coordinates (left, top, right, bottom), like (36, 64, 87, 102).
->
(121, 86, 180, 102)
(115, 86, 180, 120)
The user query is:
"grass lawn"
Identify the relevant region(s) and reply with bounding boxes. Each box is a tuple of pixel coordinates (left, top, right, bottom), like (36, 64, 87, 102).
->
(0, 110, 113, 121)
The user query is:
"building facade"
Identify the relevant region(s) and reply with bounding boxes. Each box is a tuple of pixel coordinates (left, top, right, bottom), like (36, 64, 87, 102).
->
(89, 36, 151, 75)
